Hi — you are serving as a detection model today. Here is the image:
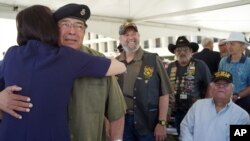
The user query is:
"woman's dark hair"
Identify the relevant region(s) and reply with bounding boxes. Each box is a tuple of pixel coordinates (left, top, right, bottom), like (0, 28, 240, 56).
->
(16, 5, 59, 46)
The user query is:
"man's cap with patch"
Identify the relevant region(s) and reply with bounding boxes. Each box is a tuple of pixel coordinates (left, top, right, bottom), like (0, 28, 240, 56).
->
(53, 3, 91, 23)
(119, 22, 138, 35)
(213, 71, 232, 83)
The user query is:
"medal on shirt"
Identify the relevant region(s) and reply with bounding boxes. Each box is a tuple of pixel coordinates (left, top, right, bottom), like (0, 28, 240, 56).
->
(169, 62, 195, 98)
(185, 62, 195, 79)
(170, 66, 177, 95)
(170, 67, 177, 81)
(179, 77, 187, 99)
(184, 62, 195, 94)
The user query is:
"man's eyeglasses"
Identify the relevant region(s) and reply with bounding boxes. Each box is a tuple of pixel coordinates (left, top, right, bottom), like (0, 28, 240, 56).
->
(214, 82, 230, 87)
(226, 42, 233, 46)
(219, 43, 226, 47)
(59, 22, 85, 31)
(175, 47, 190, 53)
(226, 41, 245, 47)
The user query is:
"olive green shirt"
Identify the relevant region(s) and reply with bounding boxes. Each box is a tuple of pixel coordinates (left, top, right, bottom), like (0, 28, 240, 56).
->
(68, 45, 126, 141)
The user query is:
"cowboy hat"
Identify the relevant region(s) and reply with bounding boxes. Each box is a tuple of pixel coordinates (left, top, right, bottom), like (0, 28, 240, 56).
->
(168, 36, 199, 54)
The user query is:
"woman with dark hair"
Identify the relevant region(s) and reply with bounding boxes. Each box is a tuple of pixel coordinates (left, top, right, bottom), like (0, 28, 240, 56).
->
(0, 5, 125, 141)
(16, 5, 58, 46)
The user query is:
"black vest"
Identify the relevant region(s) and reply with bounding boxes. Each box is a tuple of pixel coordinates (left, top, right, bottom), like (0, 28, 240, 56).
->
(169, 59, 201, 112)
(117, 52, 161, 135)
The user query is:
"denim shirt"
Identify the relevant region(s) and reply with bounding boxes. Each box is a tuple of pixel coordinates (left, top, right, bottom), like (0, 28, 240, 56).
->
(219, 55, 250, 93)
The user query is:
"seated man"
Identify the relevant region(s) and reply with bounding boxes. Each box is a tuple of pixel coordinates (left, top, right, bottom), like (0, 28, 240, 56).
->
(180, 71, 250, 141)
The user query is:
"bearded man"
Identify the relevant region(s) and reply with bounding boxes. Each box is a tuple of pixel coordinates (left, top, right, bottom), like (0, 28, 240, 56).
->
(166, 36, 212, 137)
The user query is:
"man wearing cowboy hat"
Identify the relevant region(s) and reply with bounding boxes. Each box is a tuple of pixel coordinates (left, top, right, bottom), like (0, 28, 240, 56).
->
(166, 36, 212, 137)
(219, 32, 250, 114)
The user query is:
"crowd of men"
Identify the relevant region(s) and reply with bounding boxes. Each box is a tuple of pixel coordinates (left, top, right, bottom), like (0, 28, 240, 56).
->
(0, 2, 249, 141)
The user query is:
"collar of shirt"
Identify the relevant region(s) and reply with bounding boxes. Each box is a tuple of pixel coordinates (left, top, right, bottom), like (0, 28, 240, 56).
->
(203, 48, 211, 51)
(211, 98, 233, 113)
(118, 47, 144, 62)
(226, 54, 246, 63)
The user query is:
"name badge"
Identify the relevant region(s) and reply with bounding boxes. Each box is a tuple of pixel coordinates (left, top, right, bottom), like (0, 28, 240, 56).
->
(180, 94, 187, 99)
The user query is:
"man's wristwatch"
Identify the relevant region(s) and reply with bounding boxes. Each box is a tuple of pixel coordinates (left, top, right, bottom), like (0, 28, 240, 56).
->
(235, 93, 241, 100)
(158, 120, 167, 126)
(237, 95, 241, 100)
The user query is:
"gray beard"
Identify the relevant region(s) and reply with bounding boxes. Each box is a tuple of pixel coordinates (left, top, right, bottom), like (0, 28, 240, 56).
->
(123, 45, 140, 53)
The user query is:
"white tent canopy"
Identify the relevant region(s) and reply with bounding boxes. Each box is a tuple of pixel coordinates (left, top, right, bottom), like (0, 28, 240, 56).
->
(0, 0, 250, 41)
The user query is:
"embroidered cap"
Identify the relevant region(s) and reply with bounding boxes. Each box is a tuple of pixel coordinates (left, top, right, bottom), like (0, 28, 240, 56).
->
(53, 3, 91, 23)
(213, 71, 232, 83)
(119, 22, 138, 35)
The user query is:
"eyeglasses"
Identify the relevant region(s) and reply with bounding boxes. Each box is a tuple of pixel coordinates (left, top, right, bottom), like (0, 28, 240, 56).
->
(226, 41, 244, 47)
(59, 22, 85, 31)
(226, 42, 233, 46)
(219, 43, 226, 47)
(214, 82, 230, 87)
(175, 47, 190, 53)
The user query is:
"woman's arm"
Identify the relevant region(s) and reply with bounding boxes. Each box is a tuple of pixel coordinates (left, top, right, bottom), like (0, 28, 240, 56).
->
(105, 58, 126, 76)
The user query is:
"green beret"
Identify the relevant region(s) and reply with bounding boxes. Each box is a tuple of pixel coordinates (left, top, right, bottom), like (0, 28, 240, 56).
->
(53, 3, 91, 23)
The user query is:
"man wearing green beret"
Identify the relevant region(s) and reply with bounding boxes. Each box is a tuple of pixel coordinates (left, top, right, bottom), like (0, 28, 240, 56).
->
(0, 3, 126, 141)
(55, 3, 126, 141)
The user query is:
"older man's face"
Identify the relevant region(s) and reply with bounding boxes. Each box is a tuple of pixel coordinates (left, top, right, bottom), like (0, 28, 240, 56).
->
(58, 18, 86, 50)
(226, 41, 245, 55)
(174, 47, 192, 64)
(218, 41, 228, 54)
(212, 80, 233, 102)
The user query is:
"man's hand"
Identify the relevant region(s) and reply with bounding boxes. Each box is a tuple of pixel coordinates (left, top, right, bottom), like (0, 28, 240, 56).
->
(0, 85, 32, 119)
(105, 117, 111, 140)
(105, 116, 124, 141)
(154, 123, 167, 141)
